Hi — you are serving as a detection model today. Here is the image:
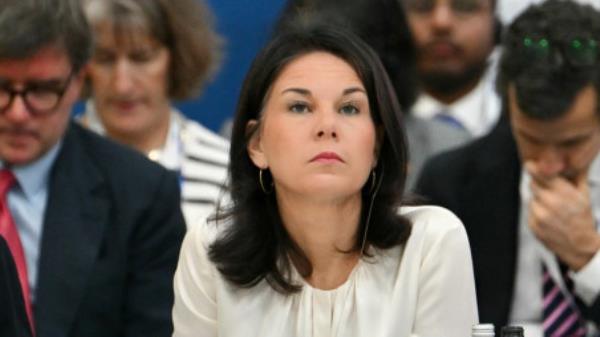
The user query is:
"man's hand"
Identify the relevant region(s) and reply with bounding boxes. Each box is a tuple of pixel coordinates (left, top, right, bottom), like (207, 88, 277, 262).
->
(526, 161, 600, 271)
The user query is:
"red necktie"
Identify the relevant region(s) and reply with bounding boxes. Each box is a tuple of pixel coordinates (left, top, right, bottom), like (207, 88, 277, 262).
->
(0, 169, 34, 332)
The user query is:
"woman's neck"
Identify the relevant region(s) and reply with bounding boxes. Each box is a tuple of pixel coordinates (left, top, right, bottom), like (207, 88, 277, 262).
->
(107, 115, 171, 155)
(276, 191, 363, 290)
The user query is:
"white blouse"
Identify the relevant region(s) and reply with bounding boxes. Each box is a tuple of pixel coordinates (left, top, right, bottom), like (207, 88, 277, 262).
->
(172, 205, 478, 337)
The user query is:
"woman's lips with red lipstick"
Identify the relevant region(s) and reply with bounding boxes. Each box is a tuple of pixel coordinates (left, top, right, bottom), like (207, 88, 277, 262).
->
(310, 151, 344, 163)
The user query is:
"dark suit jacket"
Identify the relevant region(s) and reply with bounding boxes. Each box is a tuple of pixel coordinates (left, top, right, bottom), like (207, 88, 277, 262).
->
(415, 119, 600, 331)
(32, 122, 186, 337)
(0, 236, 32, 337)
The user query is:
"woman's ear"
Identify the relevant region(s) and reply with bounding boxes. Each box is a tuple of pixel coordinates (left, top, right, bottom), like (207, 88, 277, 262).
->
(246, 119, 268, 169)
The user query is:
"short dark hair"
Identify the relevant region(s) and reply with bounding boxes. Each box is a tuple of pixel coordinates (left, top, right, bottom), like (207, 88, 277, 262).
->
(496, 0, 600, 120)
(0, 0, 92, 72)
(84, 0, 222, 100)
(276, 0, 418, 110)
(209, 20, 412, 294)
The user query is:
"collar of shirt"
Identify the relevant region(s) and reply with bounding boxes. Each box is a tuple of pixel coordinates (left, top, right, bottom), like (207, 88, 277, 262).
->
(0, 140, 62, 200)
(588, 151, 600, 187)
(411, 48, 501, 138)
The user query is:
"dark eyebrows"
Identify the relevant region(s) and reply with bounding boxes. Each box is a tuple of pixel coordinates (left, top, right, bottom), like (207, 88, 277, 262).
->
(25, 78, 66, 89)
(517, 129, 542, 144)
(281, 88, 310, 96)
(343, 87, 366, 96)
(517, 127, 594, 145)
(0, 77, 66, 89)
(558, 132, 594, 146)
(280, 86, 366, 97)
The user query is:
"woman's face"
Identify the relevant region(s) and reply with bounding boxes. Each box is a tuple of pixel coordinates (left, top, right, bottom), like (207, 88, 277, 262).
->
(248, 51, 379, 202)
(87, 22, 171, 139)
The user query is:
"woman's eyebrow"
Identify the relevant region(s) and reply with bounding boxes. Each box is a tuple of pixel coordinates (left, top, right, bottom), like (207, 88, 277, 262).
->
(281, 87, 311, 96)
(342, 87, 366, 95)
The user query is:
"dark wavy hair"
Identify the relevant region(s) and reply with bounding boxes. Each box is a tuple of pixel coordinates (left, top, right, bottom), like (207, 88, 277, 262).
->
(497, 0, 600, 120)
(275, 0, 418, 111)
(209, 20, 412, 294)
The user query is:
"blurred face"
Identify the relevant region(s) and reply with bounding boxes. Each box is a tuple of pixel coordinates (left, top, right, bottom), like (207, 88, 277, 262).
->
(0, 45, 83, 166)
(509, 85, 600, 181)
(87, 23, 171, 139)
(247, 52, 379, 202)
(403, 0, 495, 95)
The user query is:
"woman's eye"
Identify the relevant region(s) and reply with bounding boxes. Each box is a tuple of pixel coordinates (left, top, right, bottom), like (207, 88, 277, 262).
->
(289, 103, 310, 113)
(340, 104, 359, 115)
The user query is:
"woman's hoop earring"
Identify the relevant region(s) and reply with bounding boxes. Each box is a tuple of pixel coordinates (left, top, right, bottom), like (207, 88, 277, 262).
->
(259, 169, 273, 194)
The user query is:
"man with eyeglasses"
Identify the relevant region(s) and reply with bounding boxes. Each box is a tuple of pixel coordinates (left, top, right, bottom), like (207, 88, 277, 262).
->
(402, 0, 500, 138)
(416, 1, 600, 336)
(0, 0, 186, 336)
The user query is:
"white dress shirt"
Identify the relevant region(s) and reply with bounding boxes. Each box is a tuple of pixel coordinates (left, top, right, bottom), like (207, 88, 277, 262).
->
(411, 49, 501, 138)
(1, 141, 62, 302)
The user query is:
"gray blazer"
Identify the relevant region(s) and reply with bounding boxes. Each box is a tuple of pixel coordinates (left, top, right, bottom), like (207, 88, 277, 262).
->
(404, 114, 470, 190)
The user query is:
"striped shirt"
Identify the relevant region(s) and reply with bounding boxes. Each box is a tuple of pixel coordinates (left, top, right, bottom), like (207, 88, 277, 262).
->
(80, 102, 230, 228)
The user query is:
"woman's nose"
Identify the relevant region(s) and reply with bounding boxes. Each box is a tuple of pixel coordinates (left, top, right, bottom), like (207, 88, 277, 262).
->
(315, 110, 338, 139)
(112, 60, 135, 94)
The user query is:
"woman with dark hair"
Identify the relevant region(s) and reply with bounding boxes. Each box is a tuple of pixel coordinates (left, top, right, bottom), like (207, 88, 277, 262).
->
(172, 21, 477, 337)
(275, 0, 470, 189)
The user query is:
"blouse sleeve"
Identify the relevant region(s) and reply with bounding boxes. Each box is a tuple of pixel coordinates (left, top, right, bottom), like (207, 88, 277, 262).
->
(410, 207, 479, 337)
(172, 223, 218, 337)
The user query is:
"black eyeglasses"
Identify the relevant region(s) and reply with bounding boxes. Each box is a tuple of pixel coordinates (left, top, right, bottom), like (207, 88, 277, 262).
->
(520, 36, 598, 67)
(0, 71, 74, 115)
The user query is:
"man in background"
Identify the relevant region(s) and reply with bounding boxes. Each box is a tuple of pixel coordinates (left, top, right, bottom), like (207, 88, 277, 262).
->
(417, 1, 600, 335)
(403, 0, 500, 138)
(0, 0, 186, 335)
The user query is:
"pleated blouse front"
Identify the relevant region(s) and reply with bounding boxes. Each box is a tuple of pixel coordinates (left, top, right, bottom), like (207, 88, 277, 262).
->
(172, 206, 478, 337)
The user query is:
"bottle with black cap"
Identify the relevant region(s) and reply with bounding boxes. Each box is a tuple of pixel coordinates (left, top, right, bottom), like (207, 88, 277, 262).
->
(501, 326, 524, 337)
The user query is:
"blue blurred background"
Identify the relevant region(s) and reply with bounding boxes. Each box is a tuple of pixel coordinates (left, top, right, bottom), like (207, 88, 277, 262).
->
(176, 0, 287, 132)
(75, 0, 286, 134)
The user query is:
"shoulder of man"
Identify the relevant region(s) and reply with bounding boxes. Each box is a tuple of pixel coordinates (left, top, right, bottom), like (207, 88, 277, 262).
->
(414, 120, 516, 204)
